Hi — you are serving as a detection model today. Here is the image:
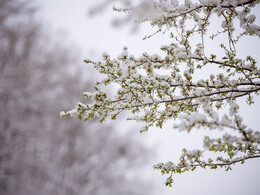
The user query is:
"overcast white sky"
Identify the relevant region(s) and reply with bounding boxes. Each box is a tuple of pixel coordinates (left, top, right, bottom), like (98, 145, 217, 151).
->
(36, 1, 260, 194)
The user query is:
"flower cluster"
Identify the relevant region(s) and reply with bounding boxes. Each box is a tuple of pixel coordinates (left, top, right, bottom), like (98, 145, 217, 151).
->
(61, 0, 260, 187)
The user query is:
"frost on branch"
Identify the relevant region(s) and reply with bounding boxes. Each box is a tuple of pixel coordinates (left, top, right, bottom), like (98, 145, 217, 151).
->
(62, 0, 260, 187)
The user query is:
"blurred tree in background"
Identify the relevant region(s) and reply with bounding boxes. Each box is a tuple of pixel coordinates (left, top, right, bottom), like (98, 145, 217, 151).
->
(0, 0, 154, 194)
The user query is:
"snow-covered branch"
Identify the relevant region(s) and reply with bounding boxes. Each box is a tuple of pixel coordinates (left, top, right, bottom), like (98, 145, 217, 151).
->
(62, 0, 260, 187)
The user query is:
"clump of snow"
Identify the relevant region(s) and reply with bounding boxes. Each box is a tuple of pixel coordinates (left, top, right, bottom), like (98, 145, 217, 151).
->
(190, 113, 207, 123)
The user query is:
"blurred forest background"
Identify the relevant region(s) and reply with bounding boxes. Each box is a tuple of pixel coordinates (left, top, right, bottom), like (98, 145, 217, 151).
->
(0, 0, 156, 194)
(1, 0, 260, 195)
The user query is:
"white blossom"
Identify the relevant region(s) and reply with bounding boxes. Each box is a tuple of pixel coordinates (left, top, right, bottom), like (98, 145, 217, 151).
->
(63, 0, 260, 188)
